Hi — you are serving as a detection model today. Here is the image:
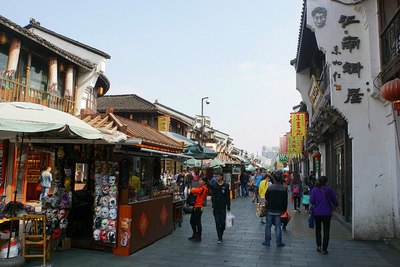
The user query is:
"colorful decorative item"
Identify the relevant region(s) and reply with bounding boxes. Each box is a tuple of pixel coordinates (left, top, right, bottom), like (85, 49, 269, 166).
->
(381, 78, 400, 102)
(312, 152, 321, 158)
(92, 161, 119, 244)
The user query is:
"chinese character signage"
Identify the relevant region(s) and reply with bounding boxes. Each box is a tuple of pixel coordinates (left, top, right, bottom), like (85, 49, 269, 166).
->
(290, 112, 307, 137)
(287, 134, 303, 158)
(308, 75, 324, 111)
(158, 116, 170, 132)
(279, 135, 288, 155)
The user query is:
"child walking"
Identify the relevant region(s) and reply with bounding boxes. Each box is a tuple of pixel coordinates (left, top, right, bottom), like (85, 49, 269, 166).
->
(302, 188, 310, 212)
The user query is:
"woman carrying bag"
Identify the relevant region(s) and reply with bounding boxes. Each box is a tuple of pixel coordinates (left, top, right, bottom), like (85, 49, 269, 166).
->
(310, 176, 341, 255)
(187, 177, 208, 242)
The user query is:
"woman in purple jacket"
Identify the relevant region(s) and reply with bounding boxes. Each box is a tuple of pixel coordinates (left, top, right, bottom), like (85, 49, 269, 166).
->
(310, 176, 340, 255)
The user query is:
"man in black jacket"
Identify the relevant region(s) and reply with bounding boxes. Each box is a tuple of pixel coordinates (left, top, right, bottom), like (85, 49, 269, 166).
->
(263, 171, 288, 247)
(211, 170, 231, 244)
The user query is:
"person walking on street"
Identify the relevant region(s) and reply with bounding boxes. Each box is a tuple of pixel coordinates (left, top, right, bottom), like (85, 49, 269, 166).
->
(306, 171, 316, 191)
(248, 173, 256, 199)
(263, 171, 288, 247)
(211, 170, 231, 244)
(240, 171, 249, 197)
(188, 177, 208, 242)
(310, 176, 340, 255)
(253, 169, 264, 203)
(258, 174, 270, 224)
(39, 166, 52, 201)
(290, 172, 303, 212)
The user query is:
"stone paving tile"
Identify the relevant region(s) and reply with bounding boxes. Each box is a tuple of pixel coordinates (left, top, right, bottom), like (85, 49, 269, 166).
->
(25, 196, 400, 266)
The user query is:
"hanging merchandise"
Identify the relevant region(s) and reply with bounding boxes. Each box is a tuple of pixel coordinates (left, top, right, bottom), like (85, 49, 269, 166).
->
(92, 161, 119, 244)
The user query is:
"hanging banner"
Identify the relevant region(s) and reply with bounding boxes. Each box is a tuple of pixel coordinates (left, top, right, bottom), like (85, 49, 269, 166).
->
(279, 135, 288, 155)
(287, 134, 303, 158)
(158, 116, 170, 132)
(290, 112, 307, 137)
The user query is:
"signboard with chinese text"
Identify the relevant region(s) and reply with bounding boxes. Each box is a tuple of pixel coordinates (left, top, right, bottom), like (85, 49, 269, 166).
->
(290, 112, 307, 137)
(157, 116, 170, 132)
(308, 75, 324, 112)
(279, 135, 288, 155)
(287, 134, 303, 158)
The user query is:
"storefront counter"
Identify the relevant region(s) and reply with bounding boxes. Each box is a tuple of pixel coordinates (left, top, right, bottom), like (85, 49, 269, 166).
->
(113, 195, 173, 256)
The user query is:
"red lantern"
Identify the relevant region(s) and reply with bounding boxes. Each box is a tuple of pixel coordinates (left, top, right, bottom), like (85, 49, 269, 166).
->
(312, 152, 321, 158)
(381, 78, 400, 102)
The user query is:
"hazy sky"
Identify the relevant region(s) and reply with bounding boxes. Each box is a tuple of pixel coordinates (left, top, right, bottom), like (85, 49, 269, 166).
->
(3, 1, 303, 155)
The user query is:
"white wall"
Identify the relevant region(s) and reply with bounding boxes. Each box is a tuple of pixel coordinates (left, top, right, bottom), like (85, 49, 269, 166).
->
(29, 29, 107, 72)
(301, 0, 400, 240)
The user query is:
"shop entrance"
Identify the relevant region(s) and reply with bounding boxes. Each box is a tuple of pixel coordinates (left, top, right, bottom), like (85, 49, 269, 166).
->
(70, 162, 97, 249)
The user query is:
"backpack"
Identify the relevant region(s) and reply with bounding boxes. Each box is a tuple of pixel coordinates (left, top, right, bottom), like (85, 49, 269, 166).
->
(186, 193, 197, 206)
(293, 184, 300, 194)
(186, 187, 204, 206)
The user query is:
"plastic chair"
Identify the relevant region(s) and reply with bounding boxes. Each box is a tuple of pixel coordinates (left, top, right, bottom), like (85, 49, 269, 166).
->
(22, 214, 51, 265)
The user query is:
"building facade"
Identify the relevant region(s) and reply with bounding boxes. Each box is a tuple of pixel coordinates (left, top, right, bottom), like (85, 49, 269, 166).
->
(294, 0, 400, 240)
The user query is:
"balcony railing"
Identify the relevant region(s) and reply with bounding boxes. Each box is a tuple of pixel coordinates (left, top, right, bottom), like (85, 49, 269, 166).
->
(0, 75, 74, 114)
(381, 8, 400, 78)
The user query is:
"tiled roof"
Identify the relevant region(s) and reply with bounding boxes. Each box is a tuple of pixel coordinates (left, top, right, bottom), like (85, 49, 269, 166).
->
(154, 101, 194, 125)
(25, 19, 111, 59)
(115, 115, 183, 151)
(0, 15, 96, 69)
(97, 94, 157, 112)
(80, 112, 183, 152)
(217, 152, 241, 164)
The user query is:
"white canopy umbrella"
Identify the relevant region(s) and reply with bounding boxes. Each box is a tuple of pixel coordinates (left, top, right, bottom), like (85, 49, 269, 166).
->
(0, 102, 103, 140)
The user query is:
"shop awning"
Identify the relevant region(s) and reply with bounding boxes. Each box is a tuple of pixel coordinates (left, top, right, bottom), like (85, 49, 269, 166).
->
(0, 102, 103, 140)
(232, 155, 250, 165)
(159, 131, 217, 159)
(183, 144, 218, 159)
(140, 148, 193, 159)
(160, 131, 196, 146)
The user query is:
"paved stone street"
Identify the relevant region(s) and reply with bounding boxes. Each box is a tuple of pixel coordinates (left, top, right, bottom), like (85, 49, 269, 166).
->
(27, 197, 400, 267)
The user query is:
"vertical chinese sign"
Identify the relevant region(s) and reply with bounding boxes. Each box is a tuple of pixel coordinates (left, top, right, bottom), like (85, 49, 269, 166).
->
(158, 116, 170, 132)
(290, 112, 307, 137)
(287, 112, 306, 158)
(279, 135, 288, 165)
(287, 134, 303, 158)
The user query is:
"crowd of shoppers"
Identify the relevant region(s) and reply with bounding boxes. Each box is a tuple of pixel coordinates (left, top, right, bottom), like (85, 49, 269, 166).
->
(182, 166, 341, 256)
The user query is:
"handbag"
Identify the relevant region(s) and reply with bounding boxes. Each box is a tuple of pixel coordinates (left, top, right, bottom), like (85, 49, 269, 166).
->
(226, 211, 235, 227)
(186, 187, 204, 206)
(186, 193, 197, 206)
(256, 202, 266, 217)
(308, 208, 315, 228)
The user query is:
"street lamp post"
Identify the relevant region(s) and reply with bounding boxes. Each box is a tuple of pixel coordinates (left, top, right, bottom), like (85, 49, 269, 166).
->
(201, 96, 209, 146)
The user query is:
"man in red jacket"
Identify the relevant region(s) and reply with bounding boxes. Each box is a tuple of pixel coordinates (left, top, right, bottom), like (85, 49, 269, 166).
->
(188, 177, 208, 241)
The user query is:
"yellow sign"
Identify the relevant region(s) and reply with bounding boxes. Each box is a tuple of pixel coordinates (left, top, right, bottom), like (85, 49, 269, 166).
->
(158, 116, 170, 131)
(287, 134, 303, 158)
(308, 75, 323, 111)
(291, 112, 307, 137)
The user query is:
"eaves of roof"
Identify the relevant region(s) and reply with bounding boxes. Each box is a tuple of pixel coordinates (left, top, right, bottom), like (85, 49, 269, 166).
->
(295, 1, 318, 72)
(154, 101, 194, 126)
(114, 114, 183, 152)
(25, 19, 111, 59)
(0, 15, 96, 70)
(97, 94, 158, 112)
